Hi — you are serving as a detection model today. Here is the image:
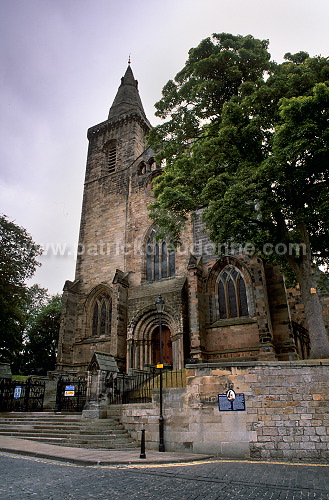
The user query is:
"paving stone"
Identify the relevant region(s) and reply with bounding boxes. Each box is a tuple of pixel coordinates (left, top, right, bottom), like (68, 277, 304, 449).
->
(0, 452, 328, 499)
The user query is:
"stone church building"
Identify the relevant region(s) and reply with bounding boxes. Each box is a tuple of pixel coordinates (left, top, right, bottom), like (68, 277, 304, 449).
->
(56, 65, 310, 375)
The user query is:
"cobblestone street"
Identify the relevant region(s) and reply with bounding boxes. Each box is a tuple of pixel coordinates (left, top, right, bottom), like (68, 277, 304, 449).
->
(0, 453, 328, 499)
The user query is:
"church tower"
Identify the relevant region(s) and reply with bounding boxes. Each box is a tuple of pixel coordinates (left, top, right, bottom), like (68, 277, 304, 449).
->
(56, 65, 192, 373)
(75, 64, 152, 287)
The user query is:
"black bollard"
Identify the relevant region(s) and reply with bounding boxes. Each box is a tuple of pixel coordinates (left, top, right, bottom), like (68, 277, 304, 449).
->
(140, 429, 146, 459)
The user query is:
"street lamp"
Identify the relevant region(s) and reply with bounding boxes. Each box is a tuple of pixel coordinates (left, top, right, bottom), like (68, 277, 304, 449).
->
(155, 294, 165, 452)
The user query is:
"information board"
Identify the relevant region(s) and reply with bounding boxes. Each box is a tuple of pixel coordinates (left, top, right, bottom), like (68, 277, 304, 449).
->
(64, 385, 75, 397)
(218, 393, 246, 411)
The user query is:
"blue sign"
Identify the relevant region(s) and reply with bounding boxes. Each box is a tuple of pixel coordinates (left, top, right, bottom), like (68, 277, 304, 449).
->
(218, 393, 246, 411)
(64, 385, 75, 396)
(14, 386, 22, 399)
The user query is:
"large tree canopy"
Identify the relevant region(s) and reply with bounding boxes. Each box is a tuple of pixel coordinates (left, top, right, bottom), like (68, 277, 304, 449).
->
(148, 33, 329, 358)
(0, 214, 42, 370)
(23, 294, 62, 375)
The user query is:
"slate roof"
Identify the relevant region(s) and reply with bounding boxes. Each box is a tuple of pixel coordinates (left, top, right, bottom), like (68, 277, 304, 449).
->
(108, 65, 151, 126)
(128, 277, 186, 301)
(88, 352, 119, 372)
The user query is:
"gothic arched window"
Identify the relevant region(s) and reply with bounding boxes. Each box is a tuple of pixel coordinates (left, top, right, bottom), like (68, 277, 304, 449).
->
(92, 294, 112, 336)
(146, 227, 175, 281)
(218, 265, 248, 319)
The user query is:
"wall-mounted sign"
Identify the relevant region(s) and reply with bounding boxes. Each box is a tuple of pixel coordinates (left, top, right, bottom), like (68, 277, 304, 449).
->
(13, 386, 22, 399)
(218, 393, 246, 411)
(64, 385, 75, 397)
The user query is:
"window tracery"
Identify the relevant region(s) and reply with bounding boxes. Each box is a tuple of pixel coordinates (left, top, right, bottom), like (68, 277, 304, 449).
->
(146, 227, 175, 281)
(92, 294, 112, 336)
(217, 265, 248, 319)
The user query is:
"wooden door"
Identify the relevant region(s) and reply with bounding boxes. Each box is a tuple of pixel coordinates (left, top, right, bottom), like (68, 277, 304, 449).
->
(152, 326, 173, 365)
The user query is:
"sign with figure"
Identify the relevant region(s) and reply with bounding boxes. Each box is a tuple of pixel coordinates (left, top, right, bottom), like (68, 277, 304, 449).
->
(226, 389, 236, 401)
(218, 392, 246, 411)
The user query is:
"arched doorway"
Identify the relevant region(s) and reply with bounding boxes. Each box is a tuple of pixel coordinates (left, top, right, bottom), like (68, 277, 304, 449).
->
(152, 326, 173, 365)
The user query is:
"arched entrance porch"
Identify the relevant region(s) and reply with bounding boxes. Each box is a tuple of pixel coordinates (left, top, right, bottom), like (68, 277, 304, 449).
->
(127, 306, 186, 371)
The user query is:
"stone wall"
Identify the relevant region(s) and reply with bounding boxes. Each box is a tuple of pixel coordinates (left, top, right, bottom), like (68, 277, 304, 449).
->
(107, 361, 329, 462)
(287, 287, 329, 332)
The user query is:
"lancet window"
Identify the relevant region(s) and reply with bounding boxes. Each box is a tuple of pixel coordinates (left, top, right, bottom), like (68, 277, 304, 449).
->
(92, 294, 112, 336)
(217, 265, 248, 319)
(146, 227, 175, 281)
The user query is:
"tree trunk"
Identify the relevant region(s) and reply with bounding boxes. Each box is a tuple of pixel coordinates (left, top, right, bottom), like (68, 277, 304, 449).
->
(295, 263, 329, 359)
(286, 226, 329, 359)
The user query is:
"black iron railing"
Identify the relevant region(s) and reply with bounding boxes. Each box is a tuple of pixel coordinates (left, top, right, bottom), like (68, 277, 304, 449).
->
(110, 368, 187, 405)
(55, 376, 87, 412)
(0, 378, 45, 412)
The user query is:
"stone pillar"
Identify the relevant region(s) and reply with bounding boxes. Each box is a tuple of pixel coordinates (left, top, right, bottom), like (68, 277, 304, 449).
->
(126, 339, 133, 370)
(187, 255, 205, 362)
(56, 280, 79, 371)
(112, 270, 129, 371)
(82, 353, 119, 418)
(82, 369, 107, 419)
(172, 333, 185, 369)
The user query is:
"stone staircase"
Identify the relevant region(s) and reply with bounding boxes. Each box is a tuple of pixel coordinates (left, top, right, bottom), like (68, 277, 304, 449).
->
(0, 412, 138, 449)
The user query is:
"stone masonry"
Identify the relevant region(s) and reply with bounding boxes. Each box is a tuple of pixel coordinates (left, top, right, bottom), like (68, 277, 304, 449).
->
(107, 361, 329, 462)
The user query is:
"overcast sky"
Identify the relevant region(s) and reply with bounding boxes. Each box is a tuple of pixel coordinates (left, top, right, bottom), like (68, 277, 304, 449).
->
(1, 0, 328, 294)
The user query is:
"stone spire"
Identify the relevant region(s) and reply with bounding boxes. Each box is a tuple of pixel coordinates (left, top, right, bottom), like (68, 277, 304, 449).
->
(108, 65, 149, 124)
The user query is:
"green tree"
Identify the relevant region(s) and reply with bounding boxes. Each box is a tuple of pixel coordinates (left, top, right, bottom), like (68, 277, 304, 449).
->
(23, 295, 62, 375)
(148, 34, 329, 358)
(0, 215, 42, 371)
(21, 284, 50, 364)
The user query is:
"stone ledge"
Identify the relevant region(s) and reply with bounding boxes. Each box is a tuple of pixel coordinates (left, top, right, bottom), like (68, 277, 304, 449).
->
(205, 347, 260, 356)
(186, 360, 329, 369)
(207, 317, 257, 328)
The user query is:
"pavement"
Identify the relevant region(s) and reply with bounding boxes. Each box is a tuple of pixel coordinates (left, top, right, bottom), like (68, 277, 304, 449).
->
(1, 437, 328, 500)
(0, 435, 213, 465)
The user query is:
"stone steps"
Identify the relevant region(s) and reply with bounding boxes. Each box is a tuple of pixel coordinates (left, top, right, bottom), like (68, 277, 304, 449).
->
(0, 412, 138, 450)
(0, 430, 128, 438)
(0, 422, 127, 433)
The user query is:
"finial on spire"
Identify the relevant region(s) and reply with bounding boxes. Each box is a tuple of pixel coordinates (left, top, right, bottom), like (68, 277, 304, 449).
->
(128, 53, 131, 65)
